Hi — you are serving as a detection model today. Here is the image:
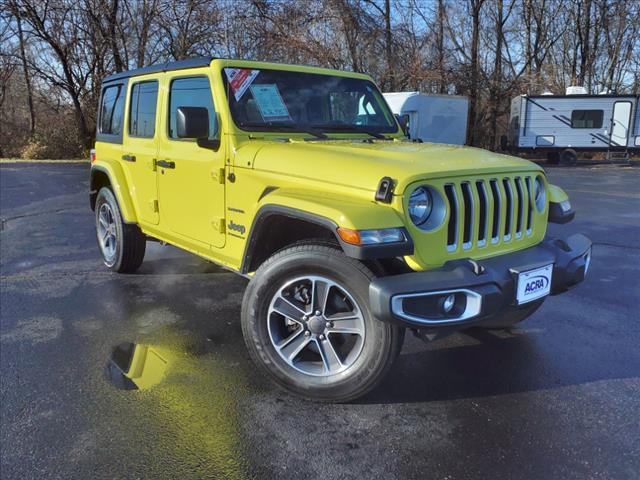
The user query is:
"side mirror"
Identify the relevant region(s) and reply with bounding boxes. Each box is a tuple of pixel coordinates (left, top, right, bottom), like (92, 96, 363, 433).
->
(395, 113, 409, 137)
(176, 106, 220, 150)
(176, 106, 209, 138)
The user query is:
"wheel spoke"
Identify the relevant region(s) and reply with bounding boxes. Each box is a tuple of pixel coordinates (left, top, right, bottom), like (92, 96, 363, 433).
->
(278, 331, 311, 361)
(312, 278, 330, 314)
(272, 296, 306, 324)
(102, 229, 109, 242)
(99, 216, 108, 229)
(317, 338, 342, 372)
(328, 326, 363, 336)
(326, 315, 360, 330)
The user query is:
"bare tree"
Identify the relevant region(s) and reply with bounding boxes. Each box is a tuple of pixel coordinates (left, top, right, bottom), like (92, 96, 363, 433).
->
(0, 0, 638, 158)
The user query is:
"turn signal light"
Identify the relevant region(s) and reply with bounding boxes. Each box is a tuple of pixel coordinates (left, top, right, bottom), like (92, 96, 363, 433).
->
(90, 149, 96, 163)
(337, 227, 361, 245)
(337, 227, 405, 246)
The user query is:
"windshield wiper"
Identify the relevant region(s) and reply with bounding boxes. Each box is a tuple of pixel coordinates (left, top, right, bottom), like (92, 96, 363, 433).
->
(242, 122, 327, 140)
(312, 124, 389, 140)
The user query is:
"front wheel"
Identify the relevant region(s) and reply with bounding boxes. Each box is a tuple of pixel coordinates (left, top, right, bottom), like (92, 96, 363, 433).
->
(241, 244, 404, 402)
(95, 187, 146, 273)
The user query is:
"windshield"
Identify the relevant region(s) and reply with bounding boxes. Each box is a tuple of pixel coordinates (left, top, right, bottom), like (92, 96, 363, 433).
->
(222, 67, 398, 135)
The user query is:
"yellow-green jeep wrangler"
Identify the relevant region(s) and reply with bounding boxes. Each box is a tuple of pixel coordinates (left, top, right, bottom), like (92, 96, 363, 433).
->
(90, 57, 591, 402)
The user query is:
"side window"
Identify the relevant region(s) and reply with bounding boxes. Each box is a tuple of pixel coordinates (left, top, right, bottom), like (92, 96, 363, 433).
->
(168, 77, 216, 139)
(571, 110, 603, 129)
(99, 84, 125, 135)
(129, 81, 158, 138)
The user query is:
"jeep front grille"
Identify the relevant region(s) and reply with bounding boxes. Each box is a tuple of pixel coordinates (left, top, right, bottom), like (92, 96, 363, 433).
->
(445, 176, 535, 252)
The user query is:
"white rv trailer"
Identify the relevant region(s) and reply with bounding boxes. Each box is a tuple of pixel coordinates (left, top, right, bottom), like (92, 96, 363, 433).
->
(505, 93, 640, 163)
(383, 92, 469, 145)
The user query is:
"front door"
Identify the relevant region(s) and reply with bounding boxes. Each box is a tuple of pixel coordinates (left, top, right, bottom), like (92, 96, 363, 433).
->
(122, 79, 160, 225)
(157, 72, 226, 249)
(610, 101, 632, 147)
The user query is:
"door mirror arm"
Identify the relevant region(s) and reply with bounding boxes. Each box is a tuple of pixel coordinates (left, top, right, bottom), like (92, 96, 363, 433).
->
(197, 138, 220, 150)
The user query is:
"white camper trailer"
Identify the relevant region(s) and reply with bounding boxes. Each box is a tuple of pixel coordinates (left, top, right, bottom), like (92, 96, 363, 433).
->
(505, 91, 639, 163)
(383, 92, 469, 145)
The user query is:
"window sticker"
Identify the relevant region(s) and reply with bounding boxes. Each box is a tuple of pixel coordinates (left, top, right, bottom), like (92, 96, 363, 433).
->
(249, 84, 291, 122)
(225, 68, 260, 101)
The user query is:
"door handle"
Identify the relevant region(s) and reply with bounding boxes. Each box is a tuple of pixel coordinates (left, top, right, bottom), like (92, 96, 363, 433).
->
(156, 160, 175, 169)
(121, 154, 136, 162)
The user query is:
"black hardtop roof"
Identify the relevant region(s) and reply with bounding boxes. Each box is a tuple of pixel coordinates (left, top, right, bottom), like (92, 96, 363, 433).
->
(102, 57, 214, 83)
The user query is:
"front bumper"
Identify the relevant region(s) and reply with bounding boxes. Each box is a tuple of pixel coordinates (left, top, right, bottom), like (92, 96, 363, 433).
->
(369, 233, 592, 329)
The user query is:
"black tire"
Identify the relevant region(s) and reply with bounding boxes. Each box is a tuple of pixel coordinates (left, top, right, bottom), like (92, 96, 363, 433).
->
(546, 152, 560, 165)
(95, 187, 146, 273)
(560, 148, 578, 166)
(476, 299, 544, 329)
(241, 243, 404, 402)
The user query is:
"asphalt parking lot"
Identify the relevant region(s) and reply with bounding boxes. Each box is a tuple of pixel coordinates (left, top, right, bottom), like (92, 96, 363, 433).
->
(1, 162, 639, 479)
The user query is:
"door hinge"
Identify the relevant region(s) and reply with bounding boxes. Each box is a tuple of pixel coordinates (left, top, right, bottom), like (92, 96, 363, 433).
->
(149, 199, 159, 213)
(211, 167, 226, 184)
(211, 218, 226, 233)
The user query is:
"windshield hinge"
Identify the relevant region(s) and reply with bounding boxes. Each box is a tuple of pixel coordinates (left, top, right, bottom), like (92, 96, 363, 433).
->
(375, 177, 395, 203)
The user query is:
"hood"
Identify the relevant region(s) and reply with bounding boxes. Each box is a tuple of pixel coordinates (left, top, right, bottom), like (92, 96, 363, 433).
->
(241, 139, 542, 194)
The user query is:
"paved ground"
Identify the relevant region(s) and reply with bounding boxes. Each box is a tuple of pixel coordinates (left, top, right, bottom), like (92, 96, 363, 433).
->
(1, 163, 639, 479)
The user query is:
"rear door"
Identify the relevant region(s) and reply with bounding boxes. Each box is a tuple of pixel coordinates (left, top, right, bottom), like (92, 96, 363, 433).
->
(122, 79, 160, 225)
(157, 72, 226, 248)
(610, 101, 632, 147)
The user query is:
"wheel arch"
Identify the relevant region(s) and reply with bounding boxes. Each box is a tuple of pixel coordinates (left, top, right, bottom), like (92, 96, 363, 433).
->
(240, 205, 341, 274)
(90, 164, 137, 223)
(239, 204, 413, 274)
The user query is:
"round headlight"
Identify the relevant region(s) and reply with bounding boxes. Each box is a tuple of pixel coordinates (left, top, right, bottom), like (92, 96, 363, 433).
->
(534, 177, 546, 212)
(408, 187, 433, 225)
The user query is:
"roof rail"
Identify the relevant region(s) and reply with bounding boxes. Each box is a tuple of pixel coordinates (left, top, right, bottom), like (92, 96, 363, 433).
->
(102, 57, 214, 83)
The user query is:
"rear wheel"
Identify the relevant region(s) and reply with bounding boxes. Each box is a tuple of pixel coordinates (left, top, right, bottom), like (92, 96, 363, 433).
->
(560, 148, 578, 166)
(95, 187, 146, 273)
(241, 243, 404, 402)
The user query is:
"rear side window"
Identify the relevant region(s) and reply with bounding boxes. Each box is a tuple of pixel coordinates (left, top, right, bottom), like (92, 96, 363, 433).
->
(571, 110, 603, 129)
(99, 85, 125, 135)
(129, 81, 158, 138)
(168, 77, 216, 139)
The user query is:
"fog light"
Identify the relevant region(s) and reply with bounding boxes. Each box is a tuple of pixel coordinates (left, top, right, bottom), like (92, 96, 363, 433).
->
(441, 294, 455, 314)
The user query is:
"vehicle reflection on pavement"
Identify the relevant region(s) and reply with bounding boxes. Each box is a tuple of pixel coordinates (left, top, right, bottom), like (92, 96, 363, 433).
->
(105, 343, 169, 390)
(101, 328, 255, 479)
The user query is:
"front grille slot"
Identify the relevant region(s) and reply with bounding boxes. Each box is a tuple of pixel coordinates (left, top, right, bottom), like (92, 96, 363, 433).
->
(489, 180, 501, 242)
(444, 184, 458, 250)
(461, 182, 473, 248)
(442, 174, 537, 254)
(502, 178, 513, 240)
(476, 181, 488, 245)
(525, 176, 533, 233)
(514, 177, 524, 238)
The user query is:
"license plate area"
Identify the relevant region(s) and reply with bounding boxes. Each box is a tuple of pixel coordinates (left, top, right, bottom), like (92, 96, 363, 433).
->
(515, 264, 553, 305)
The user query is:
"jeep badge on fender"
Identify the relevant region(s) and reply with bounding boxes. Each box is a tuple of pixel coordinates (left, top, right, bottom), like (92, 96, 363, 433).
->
(90, 57, 591, 402)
